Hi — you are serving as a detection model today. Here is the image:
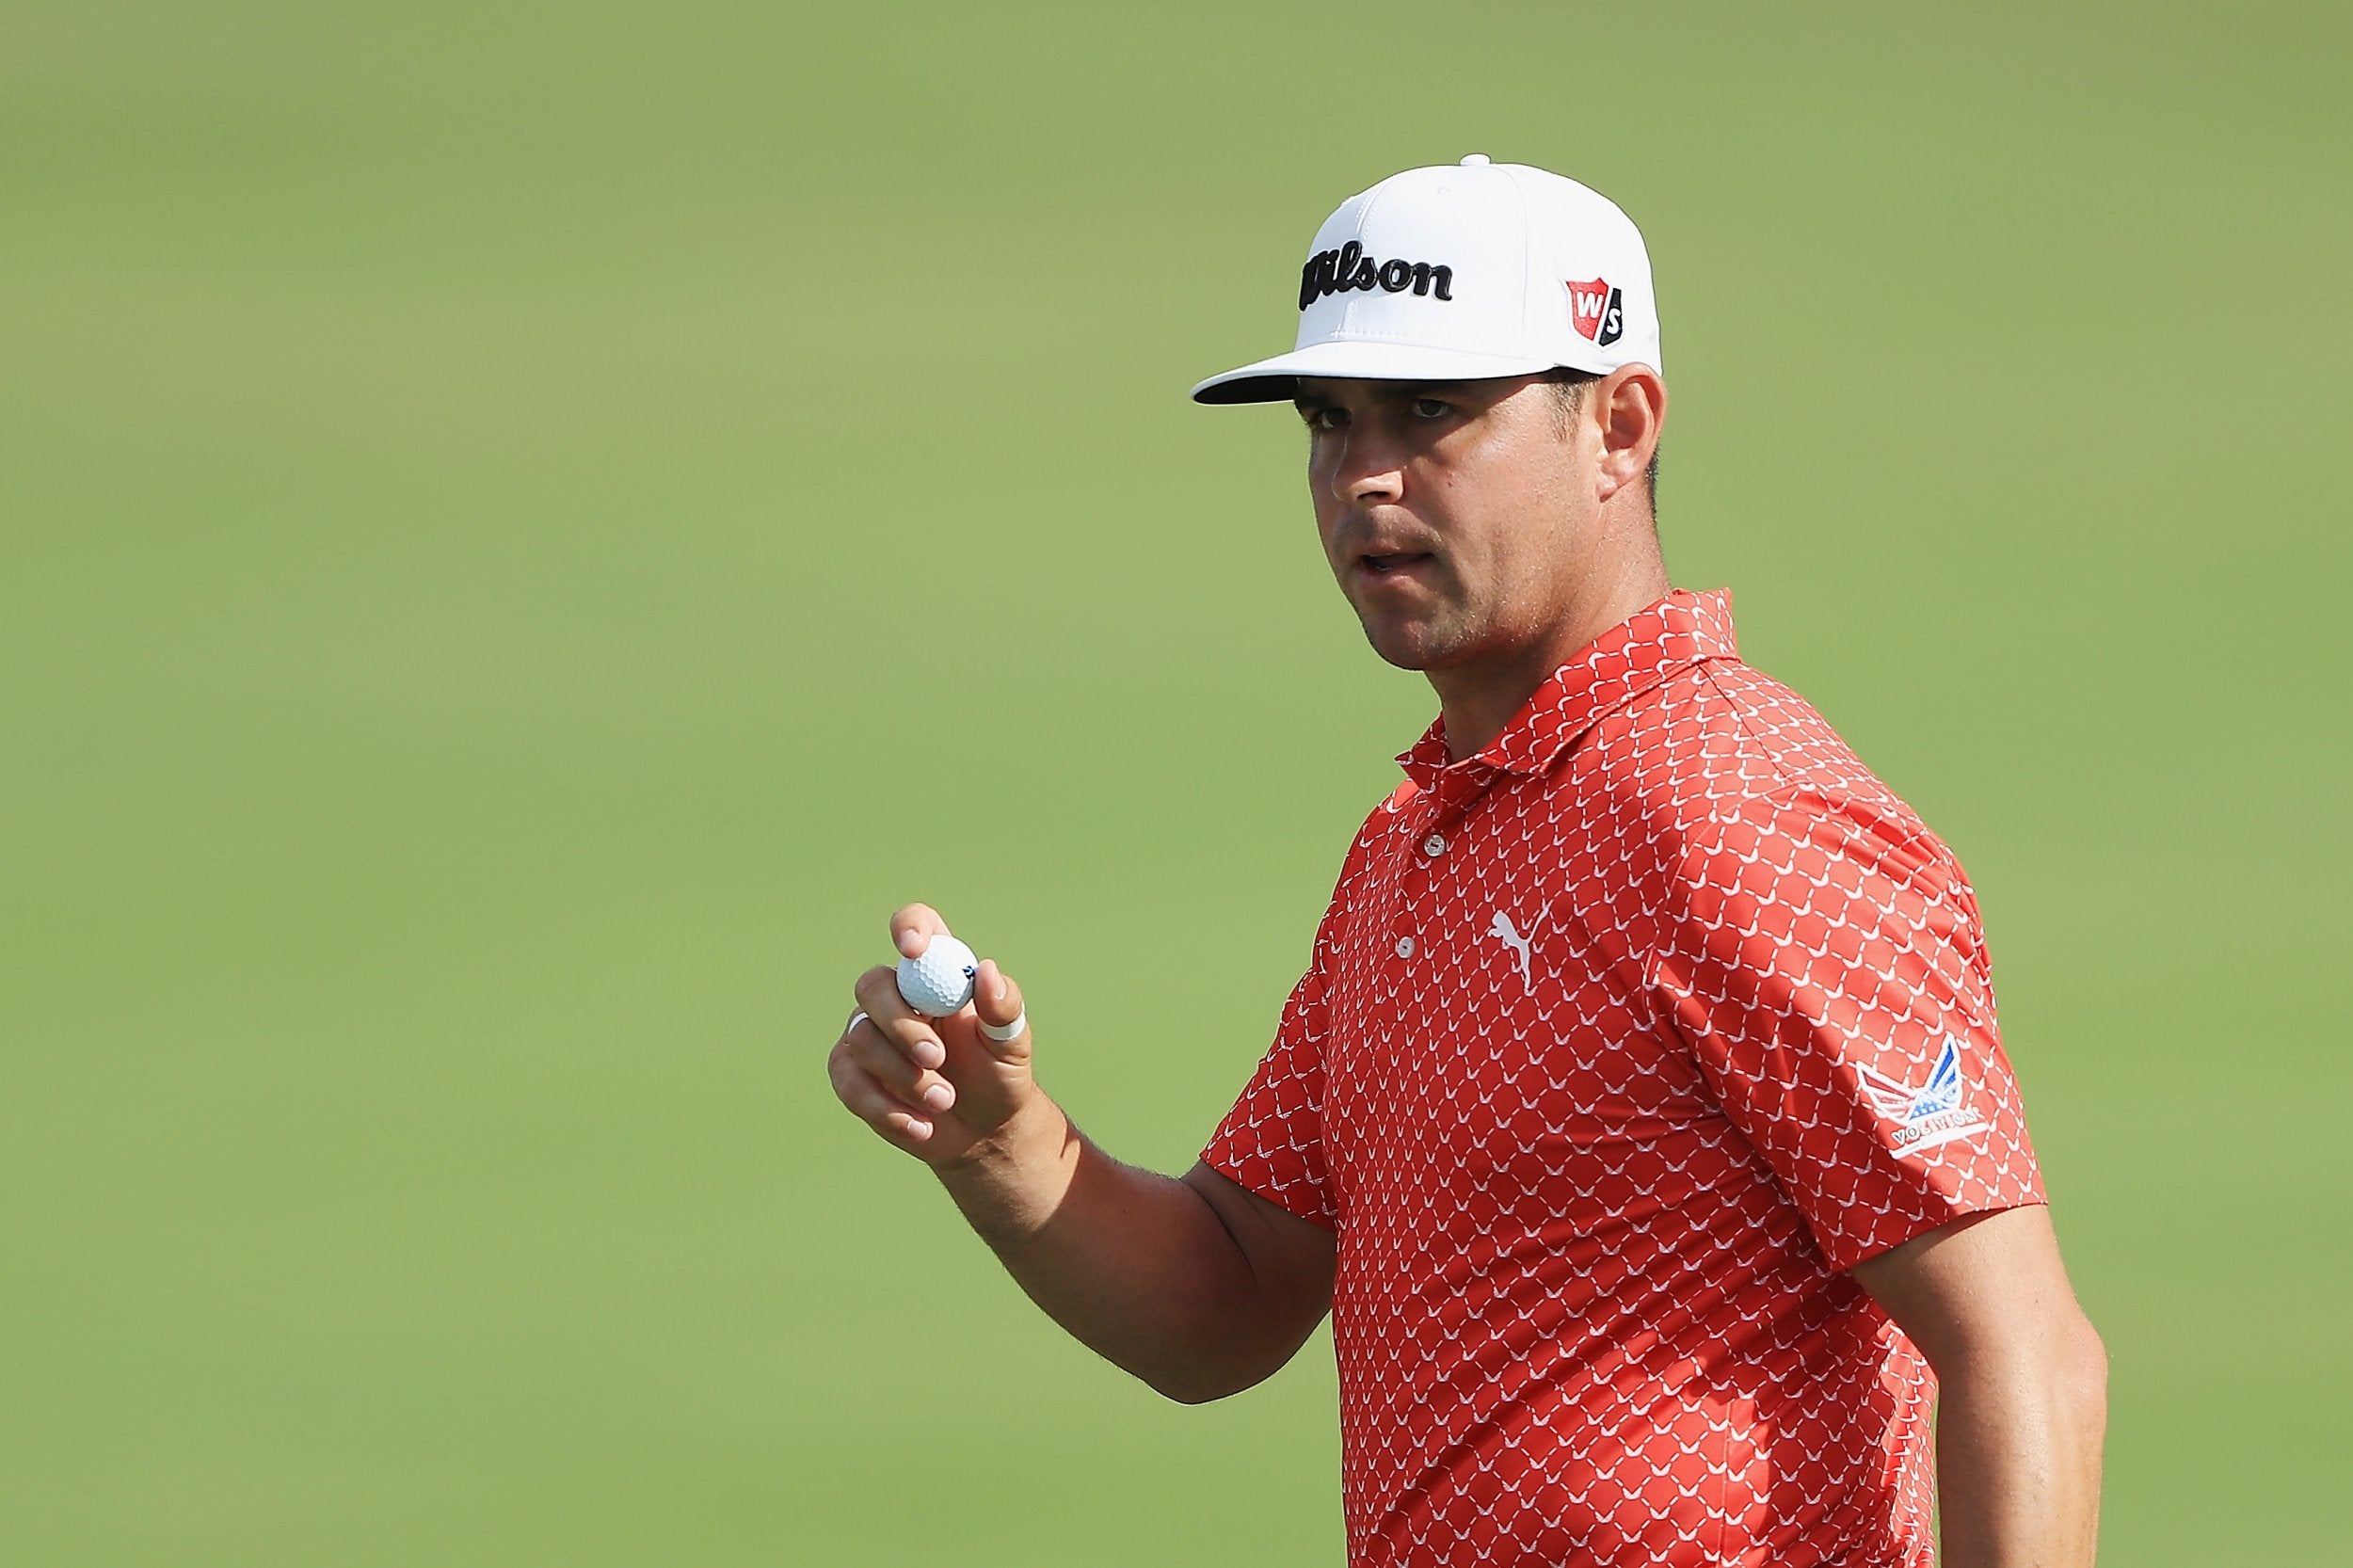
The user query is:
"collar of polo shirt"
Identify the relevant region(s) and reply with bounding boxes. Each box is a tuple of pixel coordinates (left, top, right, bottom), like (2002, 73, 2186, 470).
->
(1396, 589, 1739, 789)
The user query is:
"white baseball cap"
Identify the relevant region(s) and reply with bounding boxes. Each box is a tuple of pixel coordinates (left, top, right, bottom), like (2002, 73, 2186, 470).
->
(1191, 154, 1662, 405)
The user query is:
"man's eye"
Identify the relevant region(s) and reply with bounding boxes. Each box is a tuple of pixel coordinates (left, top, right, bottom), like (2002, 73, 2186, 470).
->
(1411, 398, 1453, 420)
(1301, 407, 1345, 432)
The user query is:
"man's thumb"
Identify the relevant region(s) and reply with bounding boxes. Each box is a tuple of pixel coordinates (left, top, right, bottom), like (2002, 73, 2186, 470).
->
(972, 959, 1031, 1056)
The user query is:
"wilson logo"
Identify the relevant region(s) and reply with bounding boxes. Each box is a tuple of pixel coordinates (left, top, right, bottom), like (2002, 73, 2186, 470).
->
(1566, 277, 1625, 346)
(1300, 241, 1454, 311)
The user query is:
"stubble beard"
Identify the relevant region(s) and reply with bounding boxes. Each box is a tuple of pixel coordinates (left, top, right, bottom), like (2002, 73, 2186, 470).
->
(1351, 583, 1488, 674)
(1361, 612, 1454, 672)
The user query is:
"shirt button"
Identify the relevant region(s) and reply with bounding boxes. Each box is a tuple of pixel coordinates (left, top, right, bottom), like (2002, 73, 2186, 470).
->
(1421, 834, 1447, 857)
(1394, 936, 1416, 959)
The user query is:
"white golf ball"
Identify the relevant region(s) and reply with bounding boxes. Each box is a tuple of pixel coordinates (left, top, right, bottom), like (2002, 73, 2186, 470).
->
(896, 934, 979, 1017)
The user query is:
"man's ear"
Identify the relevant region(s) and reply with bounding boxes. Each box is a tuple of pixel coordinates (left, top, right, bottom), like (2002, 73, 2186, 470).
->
(1593, 364, 1666, 503)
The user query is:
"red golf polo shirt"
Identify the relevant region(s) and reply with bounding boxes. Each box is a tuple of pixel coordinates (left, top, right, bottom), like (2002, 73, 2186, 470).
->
(1204, 588, 2044, 1567)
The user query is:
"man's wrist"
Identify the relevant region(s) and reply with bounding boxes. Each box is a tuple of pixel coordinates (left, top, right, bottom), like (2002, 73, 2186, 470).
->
(933, 1090, 1080, 1252)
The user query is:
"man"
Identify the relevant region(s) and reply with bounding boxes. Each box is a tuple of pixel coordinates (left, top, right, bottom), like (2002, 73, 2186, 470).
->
(827, 157, 2106, 1566)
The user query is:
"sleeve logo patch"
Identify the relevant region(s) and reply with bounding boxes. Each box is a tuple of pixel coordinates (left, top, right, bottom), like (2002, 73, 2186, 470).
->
(1857, 1039, 1992, 1154)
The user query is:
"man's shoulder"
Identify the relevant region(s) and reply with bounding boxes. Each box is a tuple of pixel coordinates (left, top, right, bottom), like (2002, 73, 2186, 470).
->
(1573, 658, 1955, 886)
(1581, 657, 1893, 801)
(1304, 778, 1422, 900)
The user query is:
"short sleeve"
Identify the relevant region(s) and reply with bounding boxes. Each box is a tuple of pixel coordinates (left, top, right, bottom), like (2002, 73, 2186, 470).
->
(1200, 827, 1376, 1231)
(1648, 788, 2045, 1272)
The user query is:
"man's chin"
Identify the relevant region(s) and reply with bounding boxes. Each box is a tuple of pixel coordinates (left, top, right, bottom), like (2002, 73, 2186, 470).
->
(1358, 617, 1462, 674)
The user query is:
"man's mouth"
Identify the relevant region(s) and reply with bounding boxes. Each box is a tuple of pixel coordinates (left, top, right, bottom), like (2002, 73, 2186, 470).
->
(1357, 551, 1434, 578)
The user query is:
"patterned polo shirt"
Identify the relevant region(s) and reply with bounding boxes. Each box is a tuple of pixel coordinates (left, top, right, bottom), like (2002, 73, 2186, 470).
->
(1203, 588, 2044, 1567)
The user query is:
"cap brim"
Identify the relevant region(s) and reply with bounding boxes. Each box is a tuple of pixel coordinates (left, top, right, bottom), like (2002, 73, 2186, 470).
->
(1190, 340, 1571, 405)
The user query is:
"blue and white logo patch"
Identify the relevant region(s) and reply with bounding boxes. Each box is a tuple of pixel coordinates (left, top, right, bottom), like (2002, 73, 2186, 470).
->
(1858, 1039, 1992, 1155)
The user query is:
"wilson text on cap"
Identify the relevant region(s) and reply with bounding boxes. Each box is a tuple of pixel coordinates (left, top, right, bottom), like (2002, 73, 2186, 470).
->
(1300, 241, 1454, 311)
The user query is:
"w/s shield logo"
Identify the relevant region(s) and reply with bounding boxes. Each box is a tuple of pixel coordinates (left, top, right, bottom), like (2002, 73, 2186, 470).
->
(1857, 1039, 1992, 1156)
(1565, 277, 1625, 346)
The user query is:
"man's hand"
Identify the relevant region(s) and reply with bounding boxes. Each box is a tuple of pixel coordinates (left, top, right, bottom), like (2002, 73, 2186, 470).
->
(828, 903, 1045, 1169)
(822, 904, 1335, 1400)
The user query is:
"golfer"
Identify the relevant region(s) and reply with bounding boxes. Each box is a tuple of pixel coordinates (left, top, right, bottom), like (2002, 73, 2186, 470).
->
(828, 156, 2106, 1567)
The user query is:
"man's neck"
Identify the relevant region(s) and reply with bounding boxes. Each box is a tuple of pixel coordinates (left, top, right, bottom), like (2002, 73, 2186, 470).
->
(1430, 568, 1673, 762)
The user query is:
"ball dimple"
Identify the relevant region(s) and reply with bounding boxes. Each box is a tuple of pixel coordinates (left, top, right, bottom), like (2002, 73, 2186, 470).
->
(896, 934, 979, 1016)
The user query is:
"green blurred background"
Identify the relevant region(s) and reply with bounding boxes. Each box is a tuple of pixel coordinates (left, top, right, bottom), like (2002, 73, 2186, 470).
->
(6, 2, 2346, 1561)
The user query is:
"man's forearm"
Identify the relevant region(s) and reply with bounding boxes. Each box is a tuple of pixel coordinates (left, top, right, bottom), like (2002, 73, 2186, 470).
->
(935, 1093, 1326, 1403)
(1931, 1320, 2108, 1567)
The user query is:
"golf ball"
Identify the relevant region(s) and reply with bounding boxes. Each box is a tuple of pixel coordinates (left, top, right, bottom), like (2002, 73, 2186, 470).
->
(896, 934, 978, 1017)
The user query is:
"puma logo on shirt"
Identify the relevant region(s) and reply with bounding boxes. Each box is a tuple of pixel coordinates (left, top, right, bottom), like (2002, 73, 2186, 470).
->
(1487, 904, 1548, 993)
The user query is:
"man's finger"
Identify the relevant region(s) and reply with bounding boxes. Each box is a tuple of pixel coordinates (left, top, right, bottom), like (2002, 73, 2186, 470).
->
(843, 1015, 958, 1114)
(972, 959, 1030, 1057)
(892, 904, 949, 960)
(853, 964, 948, 1071)
(827, 1045, 937, 1145)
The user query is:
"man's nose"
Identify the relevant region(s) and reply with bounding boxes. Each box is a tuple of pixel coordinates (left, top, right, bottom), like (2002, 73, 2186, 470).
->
(1328, 424, 1406, 506)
